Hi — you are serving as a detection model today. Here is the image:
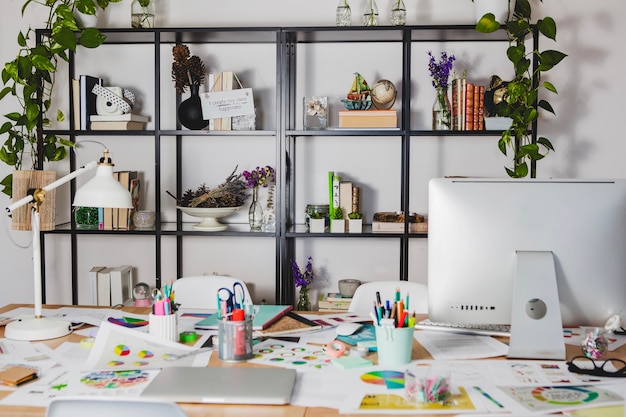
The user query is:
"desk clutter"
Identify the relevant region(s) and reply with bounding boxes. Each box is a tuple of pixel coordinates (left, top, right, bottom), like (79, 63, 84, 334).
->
(0, 303, 625, 415)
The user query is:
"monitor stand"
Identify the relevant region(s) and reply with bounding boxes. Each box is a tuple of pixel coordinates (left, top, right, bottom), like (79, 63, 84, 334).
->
(508, 250, 565, 360)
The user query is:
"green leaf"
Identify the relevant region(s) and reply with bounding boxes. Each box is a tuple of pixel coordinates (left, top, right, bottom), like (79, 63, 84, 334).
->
(537, 137, 555, 151)
(538, 100, 555, 115)
(537, 17, 557, 41)
(76, 0, 97, 15)
(57, 109, 65, 122)
(0, 122, 11, 135)
(53, 27, 78, 52)
(538, 50, 567, 72)
(515, 162, 529, 178)
(543, 81, 557, 94)
(514, 0, 532, 21)
(31, 54, 56, 72)
(17, 31, 27, 47)
(0, 86, 11, 101)
(0, 174, 13, 197)
(78, 28, 106, 48)
(5, 112, 21, 122)
(475, 13, 500, 33)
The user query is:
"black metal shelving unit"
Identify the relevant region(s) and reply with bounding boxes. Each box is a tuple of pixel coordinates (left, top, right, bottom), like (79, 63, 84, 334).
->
(37, 25, 537, 306)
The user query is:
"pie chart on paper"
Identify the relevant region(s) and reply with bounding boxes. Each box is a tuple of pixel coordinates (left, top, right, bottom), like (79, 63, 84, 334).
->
(360, 370, 405, 389)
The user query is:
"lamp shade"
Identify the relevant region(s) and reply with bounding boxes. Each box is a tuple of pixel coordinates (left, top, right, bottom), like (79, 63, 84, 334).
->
(72, 164, 132, 208)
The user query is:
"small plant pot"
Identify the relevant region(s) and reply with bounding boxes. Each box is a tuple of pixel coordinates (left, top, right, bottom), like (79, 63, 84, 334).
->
(309, 218, 326, 233)
(348, 218, 363, 233)
(331, 218, 345, 233)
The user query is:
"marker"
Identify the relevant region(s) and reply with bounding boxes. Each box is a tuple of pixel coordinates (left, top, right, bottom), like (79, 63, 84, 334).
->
(474, 386, 504, 408)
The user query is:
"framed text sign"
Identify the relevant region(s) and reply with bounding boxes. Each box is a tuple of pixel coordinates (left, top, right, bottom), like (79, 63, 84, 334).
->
(200, 88, 255, 120)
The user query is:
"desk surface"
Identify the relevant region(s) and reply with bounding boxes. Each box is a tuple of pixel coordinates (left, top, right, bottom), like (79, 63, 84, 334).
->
(0, 304, 622, 417)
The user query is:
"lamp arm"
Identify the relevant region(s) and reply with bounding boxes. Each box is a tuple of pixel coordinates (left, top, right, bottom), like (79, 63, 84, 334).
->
(6, 161, 98, 214)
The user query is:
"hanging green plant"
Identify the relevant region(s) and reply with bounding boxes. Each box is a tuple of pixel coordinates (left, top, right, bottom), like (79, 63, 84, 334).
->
(0, 0, 121, 197)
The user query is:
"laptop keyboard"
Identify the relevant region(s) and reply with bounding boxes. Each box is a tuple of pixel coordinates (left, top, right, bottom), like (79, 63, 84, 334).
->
(415, 319, 511, 337)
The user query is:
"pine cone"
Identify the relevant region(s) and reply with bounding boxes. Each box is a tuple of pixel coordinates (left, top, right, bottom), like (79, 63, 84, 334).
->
(187, 55, 206, 85)
(172, 44, 190, 63)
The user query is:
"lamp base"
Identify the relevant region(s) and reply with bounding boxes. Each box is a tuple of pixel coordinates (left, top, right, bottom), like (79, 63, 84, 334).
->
(4, 316, 72, 341)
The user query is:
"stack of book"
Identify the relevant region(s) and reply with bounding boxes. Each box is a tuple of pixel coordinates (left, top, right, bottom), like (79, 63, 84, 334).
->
(318, 292, 352, 312)
(338, 109, 397, 128)
(90, 113, 150, 130)
(451, 77, 486, 131)
(89, 265, 134, 306)
(100, 170, 140, 230)
(208, 70, 239, 131)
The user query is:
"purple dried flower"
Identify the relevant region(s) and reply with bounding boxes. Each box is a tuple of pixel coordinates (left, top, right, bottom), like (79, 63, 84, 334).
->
(242, 165, 276, 188)
(427, 51, 456, 90)
(291, 257, 314, 288)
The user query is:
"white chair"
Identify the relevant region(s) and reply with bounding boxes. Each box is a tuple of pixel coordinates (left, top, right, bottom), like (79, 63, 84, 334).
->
(171, 275, 252, 309)
(46, 397, 188, 417)
(348, 281, 428, 315)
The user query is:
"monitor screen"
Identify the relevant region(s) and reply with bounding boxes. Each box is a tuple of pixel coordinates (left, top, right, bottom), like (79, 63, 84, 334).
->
(427, 178, 626, 328)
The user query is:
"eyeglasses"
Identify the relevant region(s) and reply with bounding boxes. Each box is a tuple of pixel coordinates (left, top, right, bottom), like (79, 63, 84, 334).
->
(566, 356, 626, 378)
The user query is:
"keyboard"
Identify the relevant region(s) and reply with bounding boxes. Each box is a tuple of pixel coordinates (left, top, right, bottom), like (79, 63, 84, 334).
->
(415, 319, 511, 337)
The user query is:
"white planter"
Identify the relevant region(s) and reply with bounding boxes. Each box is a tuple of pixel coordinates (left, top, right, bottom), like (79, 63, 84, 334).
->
(348, 218, 363, 233)
(474, 0, 515, 23)
(309, 218, 326, 233)
(331, 219, 346, 233)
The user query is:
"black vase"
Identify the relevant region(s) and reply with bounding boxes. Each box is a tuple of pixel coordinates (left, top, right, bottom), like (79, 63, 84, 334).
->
(177, 83, 209, 130)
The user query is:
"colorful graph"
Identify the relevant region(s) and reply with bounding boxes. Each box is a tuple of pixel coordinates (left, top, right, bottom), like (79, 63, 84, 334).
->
(361, 370, 405, 389)
(81, 370, 150, 389)
(531, 386, 599, 405)
(113, 344, 130, 356)
(137, 350, 153, 358)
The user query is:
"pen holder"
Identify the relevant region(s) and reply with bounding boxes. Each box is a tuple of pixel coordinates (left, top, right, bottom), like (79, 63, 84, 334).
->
(374, 325, 414, 366)
(149, 313, 177, 342)
(217, 317, 253, 362)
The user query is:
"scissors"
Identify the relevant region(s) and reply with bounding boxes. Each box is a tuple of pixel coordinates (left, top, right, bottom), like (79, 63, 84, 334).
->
(217, 282, 246, 313)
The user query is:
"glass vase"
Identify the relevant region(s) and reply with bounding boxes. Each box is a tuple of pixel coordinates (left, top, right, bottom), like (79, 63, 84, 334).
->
(390, 0, 406, 26)
(432, 87, 452, 130)
(297, 286, 311, 311)
(131, 0, 155, 28)
(363, 0, 379, 26)
(336, 0, 352, 27)
(249, 186, 263, 231)
(262, 184, 276, 232)
(74, 207, 99, 230)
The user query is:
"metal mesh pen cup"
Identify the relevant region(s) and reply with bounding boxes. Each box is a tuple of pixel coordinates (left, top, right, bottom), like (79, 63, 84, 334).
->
(217, 317, 253, 362)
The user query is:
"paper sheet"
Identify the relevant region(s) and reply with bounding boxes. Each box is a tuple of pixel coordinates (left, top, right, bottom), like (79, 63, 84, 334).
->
(414, 331, 509, 359)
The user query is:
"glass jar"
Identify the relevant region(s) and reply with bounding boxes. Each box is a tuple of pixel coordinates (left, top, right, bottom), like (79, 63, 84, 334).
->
(74, 207, 99, 230)
(363, 0, 379, 26)
(131, 0, 155, 28)
(390, 0, 406, 26)
(305, 204, 330, 231)
(336, 0, 352, 27)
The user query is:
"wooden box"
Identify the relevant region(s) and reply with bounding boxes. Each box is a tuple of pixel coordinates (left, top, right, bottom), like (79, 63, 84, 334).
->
(338, 110, 397, 128)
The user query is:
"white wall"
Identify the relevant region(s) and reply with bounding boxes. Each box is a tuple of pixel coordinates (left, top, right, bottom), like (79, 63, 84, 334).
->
(1, 0, 625, 307)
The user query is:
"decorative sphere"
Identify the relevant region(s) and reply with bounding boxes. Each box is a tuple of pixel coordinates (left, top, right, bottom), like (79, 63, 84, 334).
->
(371, 80, 397, 109)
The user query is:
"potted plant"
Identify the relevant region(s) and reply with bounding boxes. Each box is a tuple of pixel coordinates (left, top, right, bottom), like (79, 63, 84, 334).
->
(309, 211, 326, 233)
(0, 0, 121, 230)
(474, 0, 566, 177)
(330, 207, 345, 233)
(348, 211, 363, 233)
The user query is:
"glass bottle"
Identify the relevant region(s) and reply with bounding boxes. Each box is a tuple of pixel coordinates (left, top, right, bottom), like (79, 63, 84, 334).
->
(363, 0, 378, 26)
(432, 87, 452, 130)
(390, 0, 406, 26)
(297, 286, 311, 311)
(336, 0, 352, 27)
(249, 186, 263, 231)
(131, 0, 155, 28)
(262, 184, 276, 232)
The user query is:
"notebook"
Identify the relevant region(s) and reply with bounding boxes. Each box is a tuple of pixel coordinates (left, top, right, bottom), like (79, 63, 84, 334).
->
(140, 366, 297, 405)
(194, 304, 292, 330)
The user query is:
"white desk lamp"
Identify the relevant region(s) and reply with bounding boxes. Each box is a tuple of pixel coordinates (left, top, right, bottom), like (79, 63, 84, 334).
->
(4, 149, 132, 341)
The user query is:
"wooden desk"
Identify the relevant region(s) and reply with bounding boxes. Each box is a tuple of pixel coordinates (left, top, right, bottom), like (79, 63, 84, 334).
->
(0, 304, 623, 417)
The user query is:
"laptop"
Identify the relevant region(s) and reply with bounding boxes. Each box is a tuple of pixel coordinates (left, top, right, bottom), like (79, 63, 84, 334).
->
(140, 366, 297, 405)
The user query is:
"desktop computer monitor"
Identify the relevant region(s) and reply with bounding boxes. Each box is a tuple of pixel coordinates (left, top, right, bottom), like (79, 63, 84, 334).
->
(427, 178, 626, 332)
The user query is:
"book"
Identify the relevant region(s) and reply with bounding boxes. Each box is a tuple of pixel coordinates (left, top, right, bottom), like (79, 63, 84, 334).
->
(220, 70, 236, 130)
(255, 311, 322, 336)
(464, 82, 475, 131)
(0, 366, 38, 387)
(325, 292, 352, 302)
(88, 266, 106, 305)
(97, 267, 113, 306)
(338, 181, 353, 220)
(194, 304, 293, 330)
(72, 78, 80, 130)
(90, 113, 150, 122)
(104, 171, 138, 230)
(128, 178, 141, 229)
(338, 110, 397, 128)
(207, 72, 215, 130)
(79, 74, 103, 130)
(477, 85, 485, 130)
(90, 121, 146, 130)
(213, 72, 223, 130)
(110, 265, 133, 306)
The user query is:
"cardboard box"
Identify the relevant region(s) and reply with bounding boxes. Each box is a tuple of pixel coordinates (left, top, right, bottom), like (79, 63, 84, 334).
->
(338, 110, 397, 128)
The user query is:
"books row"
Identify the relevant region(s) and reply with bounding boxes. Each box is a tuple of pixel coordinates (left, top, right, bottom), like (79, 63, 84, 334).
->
(318, 292, 352, 312)
(451, 78, 485, 131)
(88, 265, 134, 306)
(94, 171, 141, 230)
(72, 74, 150, 130)
(207, 70, 238, 131)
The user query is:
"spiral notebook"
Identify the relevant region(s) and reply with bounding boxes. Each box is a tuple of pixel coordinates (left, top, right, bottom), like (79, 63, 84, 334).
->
(194, 304, 292, 330)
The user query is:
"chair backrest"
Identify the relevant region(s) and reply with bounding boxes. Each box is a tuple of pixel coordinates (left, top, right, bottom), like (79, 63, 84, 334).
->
(348, 281, 428, 315)
(171, 275, 252, 309)
(46, 398, 187, 417)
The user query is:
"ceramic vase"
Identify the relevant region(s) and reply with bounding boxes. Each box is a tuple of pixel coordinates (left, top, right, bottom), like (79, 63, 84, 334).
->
(178, 83, 209, 130)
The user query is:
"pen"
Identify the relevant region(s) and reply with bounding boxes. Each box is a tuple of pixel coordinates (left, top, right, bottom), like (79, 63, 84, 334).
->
(474, 386, 504, 408)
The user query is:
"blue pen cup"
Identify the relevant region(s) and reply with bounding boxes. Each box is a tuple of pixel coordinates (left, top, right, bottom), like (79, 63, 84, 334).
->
(374, 325, 414, 366)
